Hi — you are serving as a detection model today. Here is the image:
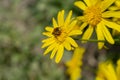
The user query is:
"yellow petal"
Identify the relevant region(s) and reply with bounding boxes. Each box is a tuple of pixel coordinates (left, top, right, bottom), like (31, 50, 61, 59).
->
(50, 44, 59, 59)
(82, 25, 93, 43)
(102, 11, 120, 18)
(96, 77, 103, 80)
(64, 10, 72, 27)
(108, 6, 119, 11)
(116, 59, 120, 80)
(99, 62, 115, 80)
(45, 26, 53, 32)
(102, 19, 120, 32)
(57, 10, 64, 26)
(101, 0, 116, 12)
(52, 18, 58, 28)
(79, 22, 88, 30)
(68, 20, 77, 31)
(101, 22, 114, 44)
(77, 16, 85, 21)
(73, 47, 85, 59)
(63, 40, 71, 51)
(65, 47, 85, 80)
(43, 42, 57, 55)
(69, 30, 82, 36)
(42, 39, 55, 48)
(106, 63, 117, 80)
(55, 45, 64, 63)
(115, 0, 120, 7)
(84, 0, 92, 6)
(42, 37, 54, 43)
(90, 0, 98, 5)
(74, 1, 87, 10)
(96, 23, 105, 49)
(67, 37, 78, 47)
(42, 32, 53, 37)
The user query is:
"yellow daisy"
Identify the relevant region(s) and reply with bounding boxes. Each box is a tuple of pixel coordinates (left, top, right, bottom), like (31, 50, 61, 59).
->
(65, 47, 85, 80)
(42, 10, 82, 63)
(96, 59, 120, 80)
(74, 0, 120, 49)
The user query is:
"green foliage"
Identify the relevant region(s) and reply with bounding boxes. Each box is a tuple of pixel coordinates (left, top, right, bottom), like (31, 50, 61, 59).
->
(0, 0, 75, 80)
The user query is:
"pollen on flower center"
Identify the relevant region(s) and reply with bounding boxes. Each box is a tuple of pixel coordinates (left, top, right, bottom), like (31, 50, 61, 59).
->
(84, 6, 102, 26)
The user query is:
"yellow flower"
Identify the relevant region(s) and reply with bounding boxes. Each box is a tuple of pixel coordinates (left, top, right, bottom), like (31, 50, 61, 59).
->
(65, 47, 85, 80)
(42, 10, 82, 63)
(74, 0, 120, 49)
(96, 59, 120, 80)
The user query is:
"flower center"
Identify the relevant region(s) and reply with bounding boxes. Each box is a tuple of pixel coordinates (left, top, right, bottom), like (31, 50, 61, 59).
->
(52, 27, 62, 37)
(84, 6, 102, 26)
(52, 27, 67, 42)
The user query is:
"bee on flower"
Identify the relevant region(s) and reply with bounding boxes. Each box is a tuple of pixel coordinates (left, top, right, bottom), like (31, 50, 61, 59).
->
(42, 10, 82, 63)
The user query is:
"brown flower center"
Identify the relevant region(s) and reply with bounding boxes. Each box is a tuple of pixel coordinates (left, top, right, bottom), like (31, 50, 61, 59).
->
(52, 27, 62, 37)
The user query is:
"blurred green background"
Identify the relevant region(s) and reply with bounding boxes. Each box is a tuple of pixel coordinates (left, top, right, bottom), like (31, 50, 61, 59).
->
(1, 0, 120, 80)
(0, 0, 78, 80)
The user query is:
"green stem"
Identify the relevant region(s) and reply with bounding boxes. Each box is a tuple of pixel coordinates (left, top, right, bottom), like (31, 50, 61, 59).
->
(77, 39, 120, 42)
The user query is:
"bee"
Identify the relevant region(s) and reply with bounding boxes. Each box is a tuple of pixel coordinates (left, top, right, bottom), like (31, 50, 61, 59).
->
(52, 27, 62, 37)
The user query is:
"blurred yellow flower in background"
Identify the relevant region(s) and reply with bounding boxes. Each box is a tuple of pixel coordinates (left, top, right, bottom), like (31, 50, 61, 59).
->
(74, 0, 120, 49)
(96, 59, 120, 80)
(42, 10, 82, 63)
(65, 47, 85, 80)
